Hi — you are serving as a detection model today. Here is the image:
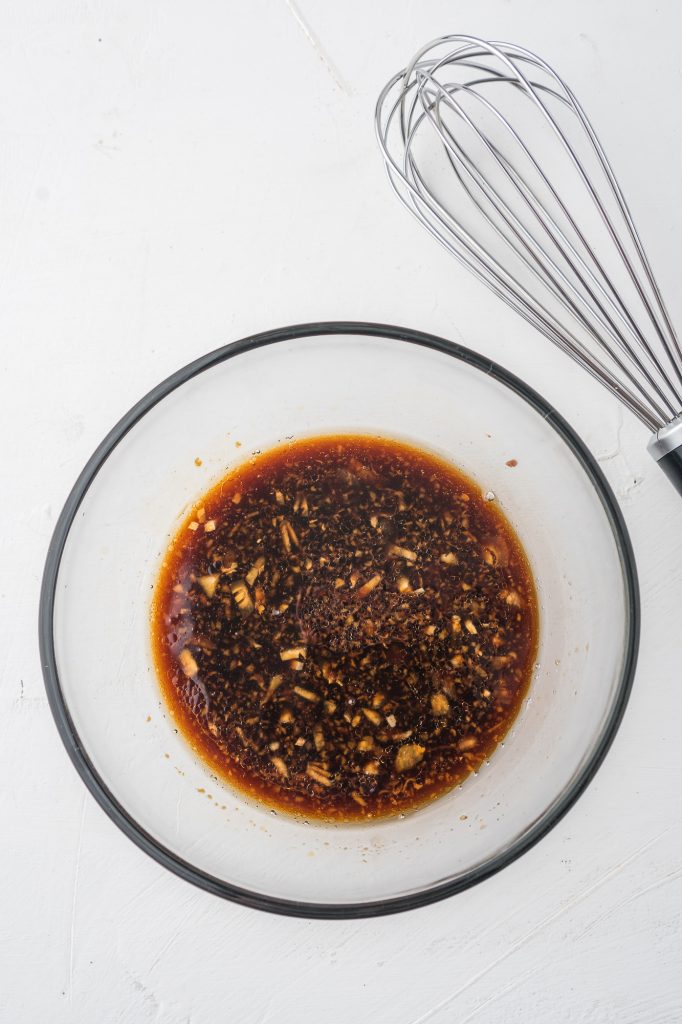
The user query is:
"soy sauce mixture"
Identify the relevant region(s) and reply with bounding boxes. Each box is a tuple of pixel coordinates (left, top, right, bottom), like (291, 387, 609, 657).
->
(152, 436, 538, 820)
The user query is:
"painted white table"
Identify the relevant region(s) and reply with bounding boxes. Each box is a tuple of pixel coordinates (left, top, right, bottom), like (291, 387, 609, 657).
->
(2, 1, 681, 1020)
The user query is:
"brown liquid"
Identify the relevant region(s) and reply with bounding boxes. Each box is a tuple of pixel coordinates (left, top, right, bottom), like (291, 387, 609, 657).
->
(152, 436, 538, 821)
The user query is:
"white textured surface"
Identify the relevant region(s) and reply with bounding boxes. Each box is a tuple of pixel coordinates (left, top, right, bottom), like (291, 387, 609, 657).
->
(1, 1, 681, 1021)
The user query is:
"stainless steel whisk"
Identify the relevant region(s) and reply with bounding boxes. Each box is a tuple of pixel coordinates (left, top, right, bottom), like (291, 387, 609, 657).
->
(376, 35, 682, 495)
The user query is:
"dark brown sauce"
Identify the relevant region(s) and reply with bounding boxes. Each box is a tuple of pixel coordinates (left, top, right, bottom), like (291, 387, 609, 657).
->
(152, 436, 538, 821)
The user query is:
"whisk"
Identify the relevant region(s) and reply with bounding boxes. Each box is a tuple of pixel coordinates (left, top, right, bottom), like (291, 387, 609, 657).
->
(375, 35, 682, 496)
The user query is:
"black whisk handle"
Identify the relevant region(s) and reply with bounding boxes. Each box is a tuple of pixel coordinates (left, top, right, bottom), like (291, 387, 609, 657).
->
(657, 447, 682, 498)
(648, 418, 682, 498)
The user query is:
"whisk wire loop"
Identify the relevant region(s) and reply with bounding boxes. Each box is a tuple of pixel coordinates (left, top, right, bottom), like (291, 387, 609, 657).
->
(376, 35, 682, 432)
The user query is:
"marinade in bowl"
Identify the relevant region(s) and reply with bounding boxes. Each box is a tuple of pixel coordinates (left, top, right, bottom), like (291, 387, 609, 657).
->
(152, 434, 538, 821)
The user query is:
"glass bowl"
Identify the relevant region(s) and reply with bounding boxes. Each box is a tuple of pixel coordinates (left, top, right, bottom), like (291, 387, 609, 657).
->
(39, 323, 639, 918)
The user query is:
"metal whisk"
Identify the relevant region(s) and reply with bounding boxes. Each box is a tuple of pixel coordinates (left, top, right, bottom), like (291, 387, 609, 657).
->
(375, 35, 682, 495)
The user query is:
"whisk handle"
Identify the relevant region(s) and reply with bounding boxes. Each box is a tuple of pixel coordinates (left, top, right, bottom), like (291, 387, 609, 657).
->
(656, 448, 682, 498)
(648, 416, 682, 498)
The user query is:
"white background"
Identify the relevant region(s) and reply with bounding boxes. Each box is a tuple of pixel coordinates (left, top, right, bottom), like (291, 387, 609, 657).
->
(2, 1, 681, 1021)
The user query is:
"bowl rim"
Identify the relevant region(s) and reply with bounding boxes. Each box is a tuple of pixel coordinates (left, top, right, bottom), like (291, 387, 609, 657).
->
(39, 321, 640, 919)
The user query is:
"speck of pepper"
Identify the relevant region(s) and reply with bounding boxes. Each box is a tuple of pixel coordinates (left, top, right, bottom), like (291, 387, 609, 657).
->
(506, 458, 518, 468)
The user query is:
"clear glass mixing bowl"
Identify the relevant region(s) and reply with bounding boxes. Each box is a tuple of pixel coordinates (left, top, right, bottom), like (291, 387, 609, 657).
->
(39, 323, 639, 917)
